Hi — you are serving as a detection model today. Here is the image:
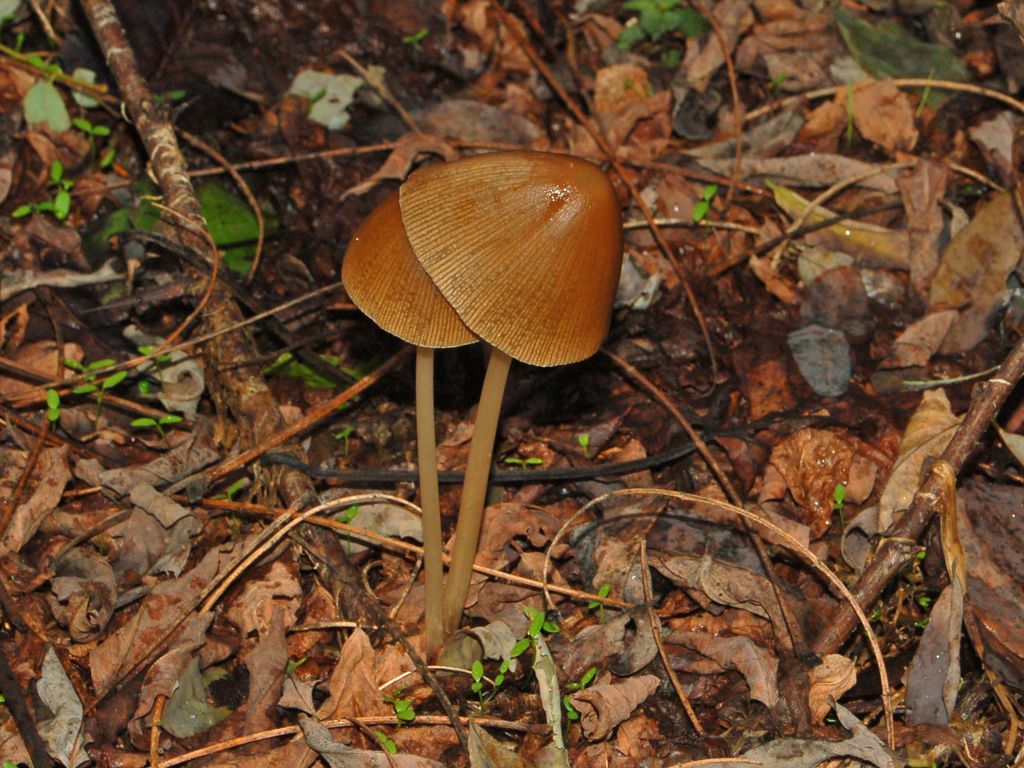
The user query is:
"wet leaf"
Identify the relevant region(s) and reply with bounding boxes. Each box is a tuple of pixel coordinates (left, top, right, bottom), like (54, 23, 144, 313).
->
(835, 6, 969, 86)
(160, 657, 232, 738)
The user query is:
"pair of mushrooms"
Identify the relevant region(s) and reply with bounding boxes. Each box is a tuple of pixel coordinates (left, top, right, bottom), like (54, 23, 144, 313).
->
(342, 151, 623, 655)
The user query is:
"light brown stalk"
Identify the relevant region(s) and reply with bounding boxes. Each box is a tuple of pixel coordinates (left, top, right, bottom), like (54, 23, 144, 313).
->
(415, 347, 445, 656)
(443, 348, 512, 634)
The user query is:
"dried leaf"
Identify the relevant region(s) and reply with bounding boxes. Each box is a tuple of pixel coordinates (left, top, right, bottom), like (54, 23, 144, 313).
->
(37, 647, 89, 768)
(928, 190, 1024, 353)
(468, 719, 535, 767)
(664, 630, 778, 707)
(298, 715, 444, 767)
(697, 701, 898, 767)
(879, 310, 957, 369)
(850, 80, 919, 153)
(877, 389, 960, 530)
(906, 581, 963, 725)
(569, 674, 660, 741)
(769, 181, 910, 269)
(0, 445, 70, 554)
(807, 654, 857, 723)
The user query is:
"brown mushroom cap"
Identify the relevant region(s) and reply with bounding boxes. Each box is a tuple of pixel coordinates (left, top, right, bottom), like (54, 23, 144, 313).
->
(342, 191, 477, 348)
(399, 151, 623, 367)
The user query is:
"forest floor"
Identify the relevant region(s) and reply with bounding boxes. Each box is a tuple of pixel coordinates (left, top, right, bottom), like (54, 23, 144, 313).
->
(2, 0, 1024, 766)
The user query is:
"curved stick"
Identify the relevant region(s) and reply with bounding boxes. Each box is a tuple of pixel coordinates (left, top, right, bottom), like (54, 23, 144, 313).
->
(443, 348, 512, 634)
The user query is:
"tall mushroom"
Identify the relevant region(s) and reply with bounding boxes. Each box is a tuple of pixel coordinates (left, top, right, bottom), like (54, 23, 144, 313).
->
(341, 192, 477, 655)
(399, 151, 623, 634)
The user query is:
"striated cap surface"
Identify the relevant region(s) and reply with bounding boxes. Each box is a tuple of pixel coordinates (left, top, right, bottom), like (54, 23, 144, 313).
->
(399, 151, 623, 367)
(342, 192, 476, 348)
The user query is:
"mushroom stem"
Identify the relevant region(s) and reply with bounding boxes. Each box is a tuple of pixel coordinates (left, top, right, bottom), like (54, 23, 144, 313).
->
(443, 347, 513, 634)
(415, 346, 445, 656)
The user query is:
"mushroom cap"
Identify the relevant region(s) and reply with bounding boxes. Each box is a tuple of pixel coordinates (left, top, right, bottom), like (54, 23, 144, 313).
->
(399, 151, 623, 367)
(342, 192, 477, 348)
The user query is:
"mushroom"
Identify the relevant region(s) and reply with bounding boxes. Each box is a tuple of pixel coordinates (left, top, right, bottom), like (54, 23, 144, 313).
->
(342, 191, 477, 655)
(399, 150, 623, 634)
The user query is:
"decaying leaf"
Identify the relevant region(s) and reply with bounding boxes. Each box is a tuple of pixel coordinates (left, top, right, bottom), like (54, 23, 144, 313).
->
(807, 654, 857, 723)
(0, 445, 70, 553)
(906, 581, 963, 725)
(663, 630, 779, 707)
(568, 673, 660, 741)
(928, 190, 1024, 354)
(877, 389, 961, 531)
(37, 647, 89, 768)
(769, 181, 910, 269)
(299, 714, 444, 767)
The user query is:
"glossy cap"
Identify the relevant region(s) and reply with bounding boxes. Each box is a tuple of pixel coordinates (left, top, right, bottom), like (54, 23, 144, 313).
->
(399, 151, 623, 367)
(342, 192, 477, 348)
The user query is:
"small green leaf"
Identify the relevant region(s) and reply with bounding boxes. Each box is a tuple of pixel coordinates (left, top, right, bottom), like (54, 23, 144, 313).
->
(64, 358, 85, 372)
(72, 117, 93, 133)
(402, 28, 429, 46)
(692, 199, 709, 222)
(471, 659, 484, 683)
(53, 188, 71, 220)
(131, 417, 158, 429)
(375, 732, 397, 754)
(99, 146, 116, 169)
(49, 160, 64, 183)
(510, 638, 531, 658)
(526, 608, 544, 637)
(12, 204, 33, 217)
(101, 370, 128, 390)
(87, 358, 115, 371)
(579, 667, 597, 687)
(72, 383, 97, 395)
(45, 388, 60, 410)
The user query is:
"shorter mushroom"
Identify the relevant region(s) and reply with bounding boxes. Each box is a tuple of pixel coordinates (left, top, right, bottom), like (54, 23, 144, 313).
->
(342, 192, 476, 655)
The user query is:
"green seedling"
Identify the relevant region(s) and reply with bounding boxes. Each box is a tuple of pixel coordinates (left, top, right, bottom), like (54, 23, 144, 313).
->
(46, 388, 61, 423)
(13, 159, 74, 220)
(153, 89, 186, 106)
(210, 478, 247, 503)
(385, 694, 416, 723)
(916, 595, 933, 610)
(137, 344, 173, 366)
(334, 426, 354, 456)
(832, 482, 846, 531)
(130, 414, 183, 439)
(562, 666, 597, 721)
(587, 583, 612, 623)
(402, 27, 429, 53)
(511, 606, 561, 658)
(64, 357, 128, 419)
(504, 455, 543, 469)
(577, 433, 591, 458)
(286, 656, 307, 675)
(72, 116, 110, 138)
(868, 606, 882, 622)
(336, 505, 360, 524)
(263, 352, 358, 389)
(470, 658, 510, 706)
(375, 731, 397, 754)
(307, 86, 328, 111)
(617, 0, 705, 68)
(769, 73, 788, 92)
(692, 183, 718, 223)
